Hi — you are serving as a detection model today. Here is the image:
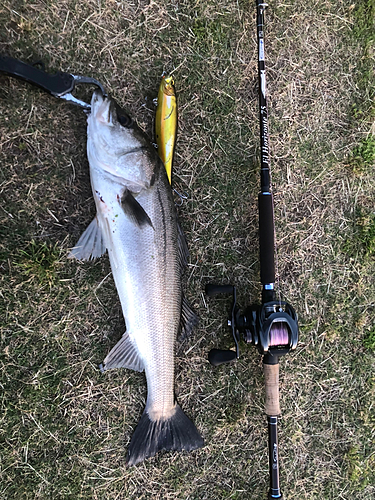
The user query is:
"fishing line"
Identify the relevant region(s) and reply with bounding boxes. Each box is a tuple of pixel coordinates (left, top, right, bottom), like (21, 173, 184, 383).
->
(263, 122, 283, 309)
(269, 321, 290, 347)
(173, 188, 189, 206)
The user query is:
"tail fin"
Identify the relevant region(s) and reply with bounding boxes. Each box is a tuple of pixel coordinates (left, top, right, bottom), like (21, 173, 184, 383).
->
(127, 404, 203, 466)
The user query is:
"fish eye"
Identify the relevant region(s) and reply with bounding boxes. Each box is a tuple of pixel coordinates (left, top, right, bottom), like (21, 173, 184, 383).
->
(117, 113, 133, 128)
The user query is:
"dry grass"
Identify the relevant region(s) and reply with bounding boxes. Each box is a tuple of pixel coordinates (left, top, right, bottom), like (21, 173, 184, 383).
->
(1, 0, 374, 499)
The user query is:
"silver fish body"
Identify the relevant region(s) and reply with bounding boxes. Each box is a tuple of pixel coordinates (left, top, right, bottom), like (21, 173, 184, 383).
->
(70, 90, 203, 465)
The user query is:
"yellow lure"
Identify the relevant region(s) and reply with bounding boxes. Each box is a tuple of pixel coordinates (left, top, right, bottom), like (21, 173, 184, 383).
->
(155, 76, 177, 184)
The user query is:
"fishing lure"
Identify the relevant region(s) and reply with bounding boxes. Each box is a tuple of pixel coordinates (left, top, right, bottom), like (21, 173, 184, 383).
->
(155, 75, 177, 184)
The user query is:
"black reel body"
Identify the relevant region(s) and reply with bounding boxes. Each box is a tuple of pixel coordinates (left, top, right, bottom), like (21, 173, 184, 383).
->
(206, 284, 298, 365)
(245, 300, 298, 356)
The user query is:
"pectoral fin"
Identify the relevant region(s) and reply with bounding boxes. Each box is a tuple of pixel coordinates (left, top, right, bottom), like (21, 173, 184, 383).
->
(68, 216, 106, 260)
(120, 188, 154, 229)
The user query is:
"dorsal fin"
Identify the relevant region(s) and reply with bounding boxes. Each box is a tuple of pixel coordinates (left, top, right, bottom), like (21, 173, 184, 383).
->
(177, 220, 189, 271)
(179, 296, 199, 340)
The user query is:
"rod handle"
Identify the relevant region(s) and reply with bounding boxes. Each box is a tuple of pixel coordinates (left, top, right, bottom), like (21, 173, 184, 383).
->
(264, 362, 281, 416)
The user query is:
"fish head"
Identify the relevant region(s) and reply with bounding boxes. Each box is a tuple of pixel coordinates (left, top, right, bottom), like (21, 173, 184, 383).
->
(88, 90, 157, 189)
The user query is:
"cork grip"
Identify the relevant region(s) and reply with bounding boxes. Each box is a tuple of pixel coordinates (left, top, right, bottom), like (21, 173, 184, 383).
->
(264, 363, 281, 416)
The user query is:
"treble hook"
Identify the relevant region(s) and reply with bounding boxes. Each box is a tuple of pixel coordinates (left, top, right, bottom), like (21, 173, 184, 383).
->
(173, 188, 189, 207)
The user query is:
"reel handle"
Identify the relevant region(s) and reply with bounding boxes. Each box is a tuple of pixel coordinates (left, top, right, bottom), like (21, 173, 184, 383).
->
(206, 284, 239, 365)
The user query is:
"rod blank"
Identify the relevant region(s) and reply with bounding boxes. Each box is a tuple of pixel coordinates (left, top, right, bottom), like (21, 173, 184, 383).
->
(258, 192, 275, 285)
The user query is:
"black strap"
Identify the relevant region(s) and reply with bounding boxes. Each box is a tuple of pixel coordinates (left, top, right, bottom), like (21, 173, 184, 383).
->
(0, 55, 74, 96)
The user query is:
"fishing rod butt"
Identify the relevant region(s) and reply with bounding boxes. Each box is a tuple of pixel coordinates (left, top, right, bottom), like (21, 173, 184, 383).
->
(268, 492, 283, 500)
(267, 414, 283, 500)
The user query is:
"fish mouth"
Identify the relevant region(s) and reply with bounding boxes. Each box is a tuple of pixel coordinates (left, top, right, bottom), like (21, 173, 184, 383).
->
(91, 88, 106, 107)
(90, 89, 116, 126)
(90, 89, 133, 128)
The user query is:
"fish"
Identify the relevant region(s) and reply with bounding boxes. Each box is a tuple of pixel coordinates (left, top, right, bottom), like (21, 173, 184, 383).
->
(69, 89, 203, 465)
(155, 75, 177, 184)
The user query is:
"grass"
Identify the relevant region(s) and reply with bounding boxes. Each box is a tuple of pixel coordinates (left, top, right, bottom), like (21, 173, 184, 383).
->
(363, 328, 375, 351)
(343, 210, 375, 258)
(16, 239, 62, 285)
(1, 0, 375, 499)
(350, 0, 375, 119)
(348, 135, 375, 173)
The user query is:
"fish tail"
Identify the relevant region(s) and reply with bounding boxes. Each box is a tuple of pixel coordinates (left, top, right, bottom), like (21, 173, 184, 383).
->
(127, 404, 203, 466)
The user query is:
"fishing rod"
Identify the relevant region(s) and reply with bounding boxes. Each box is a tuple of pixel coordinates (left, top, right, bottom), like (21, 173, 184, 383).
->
(205, 2, 298, 499)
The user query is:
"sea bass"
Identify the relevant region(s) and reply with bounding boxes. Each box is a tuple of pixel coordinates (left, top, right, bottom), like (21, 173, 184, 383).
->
(70, 89, 203, 465)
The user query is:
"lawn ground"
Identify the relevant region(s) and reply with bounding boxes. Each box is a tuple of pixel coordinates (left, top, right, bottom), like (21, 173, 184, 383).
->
(0, 1, 374, 499)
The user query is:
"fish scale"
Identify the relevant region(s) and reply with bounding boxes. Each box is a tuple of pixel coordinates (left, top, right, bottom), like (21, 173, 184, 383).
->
(70, 89, 203, 465)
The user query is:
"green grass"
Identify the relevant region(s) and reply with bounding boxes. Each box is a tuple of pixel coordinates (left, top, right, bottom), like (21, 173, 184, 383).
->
(1, 0, 375, 499)
(364, 328, 375, 350)
(343, 210, 375, 259)
(345, 445, 375, 490)
(16, 239, 62, 285)
(348, 135, 375, 173)
(350, 0, 375, 119)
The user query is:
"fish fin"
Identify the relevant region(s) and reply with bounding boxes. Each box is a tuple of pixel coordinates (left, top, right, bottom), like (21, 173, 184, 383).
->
(120, 188, 154, 229)
(68, 216, 106, 260)
(127, 404, 204, 466)
(101, 332, 145, 372)
(177, 220, 190, 271)
(179, 296, 199, 340)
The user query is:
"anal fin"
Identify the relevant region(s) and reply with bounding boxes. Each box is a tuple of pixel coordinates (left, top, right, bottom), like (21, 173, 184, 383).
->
(101, 331, 144, 372)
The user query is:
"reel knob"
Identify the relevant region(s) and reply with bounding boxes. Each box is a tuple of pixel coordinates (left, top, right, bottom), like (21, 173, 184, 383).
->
(205, 284, 234, 297)
(208, 348, 237, 366)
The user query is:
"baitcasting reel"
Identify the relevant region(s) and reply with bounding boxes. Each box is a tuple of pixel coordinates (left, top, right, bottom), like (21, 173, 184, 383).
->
(206, 284, 298, 366)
